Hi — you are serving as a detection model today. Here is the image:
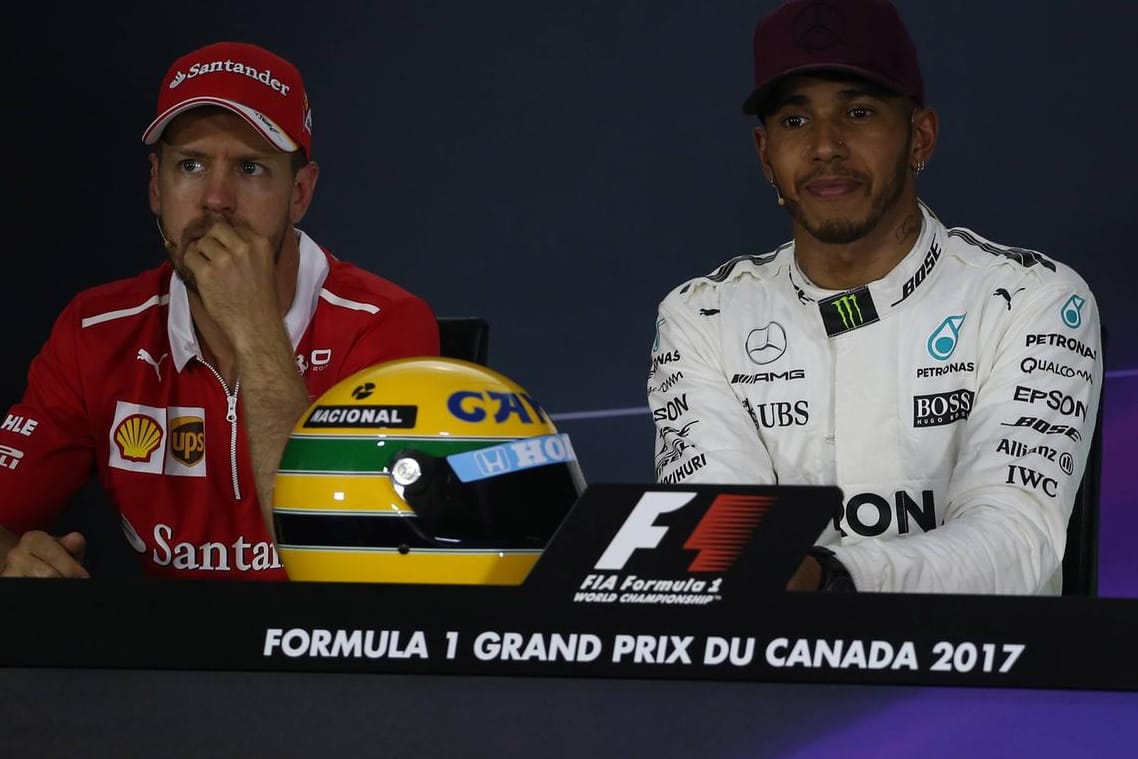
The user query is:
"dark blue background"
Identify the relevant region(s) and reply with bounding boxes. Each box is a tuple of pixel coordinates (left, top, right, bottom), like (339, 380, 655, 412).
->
(8, 0, 1135, 479)
(6, 2, 1138, 755)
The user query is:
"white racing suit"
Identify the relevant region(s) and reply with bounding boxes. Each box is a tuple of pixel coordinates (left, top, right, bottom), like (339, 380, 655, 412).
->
(649, 204, 1102, 594)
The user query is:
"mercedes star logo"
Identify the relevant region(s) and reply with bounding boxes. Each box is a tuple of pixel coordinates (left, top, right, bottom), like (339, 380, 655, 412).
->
(746, 322, 788, 365)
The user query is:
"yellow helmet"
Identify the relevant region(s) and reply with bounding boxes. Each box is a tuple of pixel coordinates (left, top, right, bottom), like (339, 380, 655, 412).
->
(272, 357, 585, 584)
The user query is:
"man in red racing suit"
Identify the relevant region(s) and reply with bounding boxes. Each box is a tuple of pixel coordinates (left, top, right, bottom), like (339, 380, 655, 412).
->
(0, 41, 438, 579)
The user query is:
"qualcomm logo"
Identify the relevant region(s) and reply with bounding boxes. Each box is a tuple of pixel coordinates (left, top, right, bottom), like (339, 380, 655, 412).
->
(927, 315, 965, 361)
(1061, 295, 1085, 329)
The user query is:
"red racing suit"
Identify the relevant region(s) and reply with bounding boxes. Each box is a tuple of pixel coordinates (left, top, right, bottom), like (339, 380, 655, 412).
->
(0, 230, 439, 579)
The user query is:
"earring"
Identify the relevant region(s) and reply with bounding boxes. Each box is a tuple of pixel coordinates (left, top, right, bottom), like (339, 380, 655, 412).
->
(913, 161, 926, 174)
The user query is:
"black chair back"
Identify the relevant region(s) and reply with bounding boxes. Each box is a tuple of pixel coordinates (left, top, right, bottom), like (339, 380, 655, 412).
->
(437, 316, 490, 365)
(1062, 324, 1106, 596)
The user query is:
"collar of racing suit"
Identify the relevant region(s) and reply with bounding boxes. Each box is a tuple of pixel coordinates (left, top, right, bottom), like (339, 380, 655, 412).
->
(788, 201, 947, 333)
(166, 228, 331, 372)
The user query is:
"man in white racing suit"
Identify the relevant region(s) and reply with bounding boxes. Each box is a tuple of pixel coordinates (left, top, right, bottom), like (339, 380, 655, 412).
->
(648, 0, 1102, 594)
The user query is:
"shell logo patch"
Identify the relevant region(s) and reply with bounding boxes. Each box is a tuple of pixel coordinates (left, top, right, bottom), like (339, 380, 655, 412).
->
(113, 412, 164, 464)
(109, 402, 207, 477)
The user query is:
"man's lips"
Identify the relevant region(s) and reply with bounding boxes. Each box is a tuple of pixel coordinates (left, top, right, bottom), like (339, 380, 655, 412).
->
(803, 176, 862, 197)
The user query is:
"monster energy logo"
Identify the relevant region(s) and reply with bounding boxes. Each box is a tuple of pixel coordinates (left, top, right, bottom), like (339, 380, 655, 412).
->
(819, 287, 880, 337)
(834, 294, 863, 327)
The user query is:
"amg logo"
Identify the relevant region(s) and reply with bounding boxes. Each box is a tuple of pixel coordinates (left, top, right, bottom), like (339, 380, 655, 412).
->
(730, 369, 806, 384)
(913, 389, 974, 427)
(304, 405, 417, 428)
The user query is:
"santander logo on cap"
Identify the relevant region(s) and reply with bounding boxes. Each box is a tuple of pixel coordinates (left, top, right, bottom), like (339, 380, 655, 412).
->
(166, 58, 294, 97)
(142, 41, 312, 158)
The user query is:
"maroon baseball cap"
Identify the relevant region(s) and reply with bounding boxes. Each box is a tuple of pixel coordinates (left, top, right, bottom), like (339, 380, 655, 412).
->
(142, 41, 313, 158)
(742, 0, 924, 115)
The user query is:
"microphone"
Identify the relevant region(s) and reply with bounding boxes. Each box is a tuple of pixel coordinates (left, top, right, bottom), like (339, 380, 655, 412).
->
(768, 175, 786, 207)
(155, 217, 176, 250)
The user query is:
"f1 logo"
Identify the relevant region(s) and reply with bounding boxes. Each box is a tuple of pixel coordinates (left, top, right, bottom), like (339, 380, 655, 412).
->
(594, 491, 773, 572)
(594, 492, 696, 570)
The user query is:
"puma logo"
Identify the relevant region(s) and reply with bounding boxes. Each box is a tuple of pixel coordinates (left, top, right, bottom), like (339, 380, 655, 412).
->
(993, 287, 1025, 310)
(137, 349, 169, 381)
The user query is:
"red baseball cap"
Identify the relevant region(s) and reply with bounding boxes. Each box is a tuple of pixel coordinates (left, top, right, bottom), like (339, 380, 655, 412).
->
(742, 0, 924, 115)
(142, 41, 313, 158)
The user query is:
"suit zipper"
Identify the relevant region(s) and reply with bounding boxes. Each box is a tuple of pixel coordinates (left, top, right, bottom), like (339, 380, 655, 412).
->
(201, 361, 242, 501)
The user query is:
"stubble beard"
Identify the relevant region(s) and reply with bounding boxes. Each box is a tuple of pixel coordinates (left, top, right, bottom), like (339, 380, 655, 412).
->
(783, 134, 912, 246)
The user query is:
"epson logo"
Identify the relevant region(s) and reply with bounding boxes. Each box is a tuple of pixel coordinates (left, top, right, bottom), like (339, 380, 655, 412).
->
(730, 369, 806, 384)
(913, 389, 973, 427)
(1012, 386, 1087, 419)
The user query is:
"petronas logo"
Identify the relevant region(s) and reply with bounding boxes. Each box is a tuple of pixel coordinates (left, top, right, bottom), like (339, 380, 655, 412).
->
(927, 315, 966, 361)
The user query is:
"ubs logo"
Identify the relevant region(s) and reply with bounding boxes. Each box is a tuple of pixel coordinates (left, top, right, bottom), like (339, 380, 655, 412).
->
(745, 322, 787, 365)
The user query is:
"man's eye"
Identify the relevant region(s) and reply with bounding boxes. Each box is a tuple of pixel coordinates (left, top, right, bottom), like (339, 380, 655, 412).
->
(179, 159, 203, 173)
(849, 106, 874, 119)
(780, 114, 807, 128)
(240, 161, 264, 175)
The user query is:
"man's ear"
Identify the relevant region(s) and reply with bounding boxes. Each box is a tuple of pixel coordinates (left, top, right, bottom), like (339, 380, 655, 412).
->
(753, 125, 774, 183)
(911, 107, 939, 168)
(148, 152, 161, 215)
(289, 160, 319, 224)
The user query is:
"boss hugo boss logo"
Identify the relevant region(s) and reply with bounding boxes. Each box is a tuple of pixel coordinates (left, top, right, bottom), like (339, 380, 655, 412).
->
(913, 389, 974, 428)
(745, 322, 787, 365)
